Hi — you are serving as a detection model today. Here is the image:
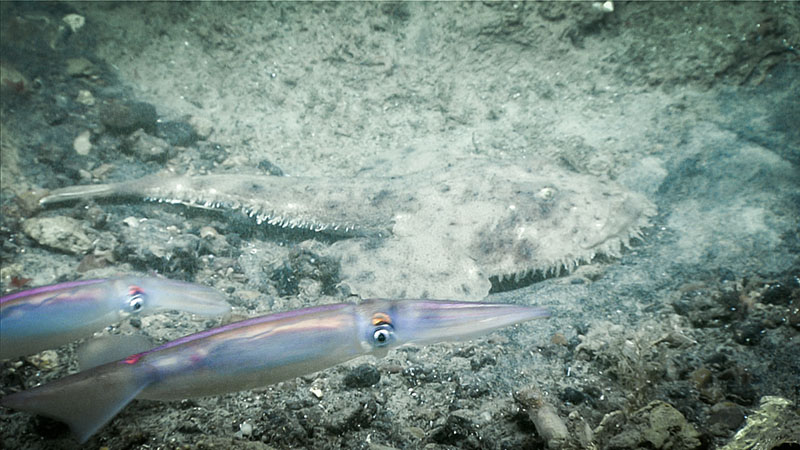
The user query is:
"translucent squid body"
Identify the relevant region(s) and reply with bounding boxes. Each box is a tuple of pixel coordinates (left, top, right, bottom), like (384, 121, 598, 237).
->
(1, 298, 550, 443)
(0, 276, 231, 360)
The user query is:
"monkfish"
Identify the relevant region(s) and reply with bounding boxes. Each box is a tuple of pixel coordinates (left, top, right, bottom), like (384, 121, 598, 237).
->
(37, 159, 656, 299)
(1, 298, 550, 442)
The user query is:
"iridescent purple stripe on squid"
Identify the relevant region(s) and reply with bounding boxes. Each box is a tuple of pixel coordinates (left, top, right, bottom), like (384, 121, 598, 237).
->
(135, 303, 351, 356)
(0, 279, 107, 305)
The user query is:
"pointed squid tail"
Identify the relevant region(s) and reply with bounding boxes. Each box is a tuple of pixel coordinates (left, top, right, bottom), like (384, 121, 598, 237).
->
(0, 360, 156, 443)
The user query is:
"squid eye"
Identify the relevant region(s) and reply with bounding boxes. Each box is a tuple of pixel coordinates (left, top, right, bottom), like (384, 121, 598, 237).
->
(371, 324, 394, 347)
(127, 286, 146, 314)
(128, 294, 144, 313)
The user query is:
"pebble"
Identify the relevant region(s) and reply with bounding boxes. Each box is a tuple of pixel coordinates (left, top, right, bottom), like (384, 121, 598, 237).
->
(531, 403, 569, 449)
(725, 396, 800, 449)
(605, 401, 701, 450)
(732, 322, 764, 346)
(62, 14, 85, 33)
(760, 281, 791, 305)
(199, 226, 220, 239)
(101, 100, 157, 134)
(689, 367, 713, 389)
(516, 387, 568, 449)
(429, 409, 479, 445)
(26, 350, 59, 370)
(309, 387, 324, 399)
(65, 57, 95, 77)
(124, 129, 171, 161)
(708, 401, 745, 436)
(156, 120, 198, 147)
(122, 216, 141, 228)
(22, 216, 93, 254)
(189, 115, 214, 139)
(550, 332, 568, 346)
(343, 364, 381, 388)
(76, 89, 95, 106)
(73, 130, 92, 155)
(239, 421, 253, 437)
(559, 387, 588, 405)
(0, 61, 27, 94)
(404, 426, 426, 440)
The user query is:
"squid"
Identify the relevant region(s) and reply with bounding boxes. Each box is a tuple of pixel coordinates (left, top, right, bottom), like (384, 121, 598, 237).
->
(1, 298, 550, 443)
(0, 276, 231, 360)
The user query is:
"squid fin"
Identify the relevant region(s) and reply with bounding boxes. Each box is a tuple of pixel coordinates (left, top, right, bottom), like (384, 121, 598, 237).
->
(1, 360, 154, 443)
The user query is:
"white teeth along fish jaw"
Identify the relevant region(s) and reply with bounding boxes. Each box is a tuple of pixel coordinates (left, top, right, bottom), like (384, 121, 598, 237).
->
(39, 159, 656, 300)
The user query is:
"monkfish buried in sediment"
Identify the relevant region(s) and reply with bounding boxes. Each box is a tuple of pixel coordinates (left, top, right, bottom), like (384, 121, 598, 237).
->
(38, 159, 656, 300)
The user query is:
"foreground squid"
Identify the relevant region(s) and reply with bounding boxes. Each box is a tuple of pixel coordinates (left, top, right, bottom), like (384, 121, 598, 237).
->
(1, 298, 550, 443)
(0, 276, 231, 360)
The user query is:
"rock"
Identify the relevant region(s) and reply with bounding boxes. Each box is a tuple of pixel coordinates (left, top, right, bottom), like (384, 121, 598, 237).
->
(759, 281, 792, 305)
(0, 61, 28, 94)
(789, 306, 800, 330)
(257, 159, 285, 176)
(177, 419, 201, 434)
(343, 364, 381, 388)
(708, 401, 746, 437)
(77, 254, 111, 272)
(155, 120, 198, 147)
(101, 100, 157, 134)
(516, 387, 569, 449)
(26, 350, 59, 370)
(599, 401, 701, 450)
(123, 129, 171, 161)
(76, 89, 95, 106)
(188, 115, 214, 140)
(73, 130, 92, 155)
(404, 426, 426, 440)
(196, 141, 230, 168)
(532, 403, 569, 449)
(239, 421, 253, 437)
(689, 367, 713, 390)
(116, 218, 202, 277)
(22, 216, 94, 254)
(195, 436, 276, 449)
(65, 57, 95, 77)
(62, 14, 85, 33)
(323, 394, 377, 433)
(559, 387, 589, 405)
(720, 396, 800, 450)
(269, 247, 340, 297)
(732, 322, 764, 346)
(429, 409, 480, 446)
(718, 366, 758, 406)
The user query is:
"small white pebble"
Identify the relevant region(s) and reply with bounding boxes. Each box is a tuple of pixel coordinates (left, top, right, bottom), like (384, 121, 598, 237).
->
(200, 226, 219, 239)
(76, 90, 95, 106)
(239, 421, 253, 436)
(592, 1, 614, 13)
(122, 217, 141, 228)
(63, 14, 85, 33)
(74, 131, 92, 155)
(310, 387, 324, 399)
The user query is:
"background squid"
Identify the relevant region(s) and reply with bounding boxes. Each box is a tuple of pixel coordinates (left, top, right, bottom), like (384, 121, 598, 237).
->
(0, 276, 231, 360)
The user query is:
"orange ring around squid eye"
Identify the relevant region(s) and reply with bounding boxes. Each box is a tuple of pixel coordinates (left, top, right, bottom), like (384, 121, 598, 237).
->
(129, 285, 145, 296)
(372, 312, 392, 326)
